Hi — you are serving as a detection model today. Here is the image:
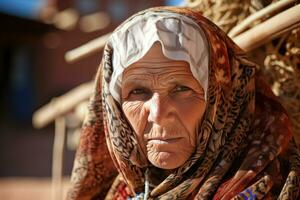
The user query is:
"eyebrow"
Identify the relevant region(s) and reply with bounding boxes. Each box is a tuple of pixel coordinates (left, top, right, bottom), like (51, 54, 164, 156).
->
(122, 74, 204, 92)
(122, 76, 153, 89)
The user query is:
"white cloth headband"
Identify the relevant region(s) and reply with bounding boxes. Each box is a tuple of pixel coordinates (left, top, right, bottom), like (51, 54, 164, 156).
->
(107, 11, 209, 103)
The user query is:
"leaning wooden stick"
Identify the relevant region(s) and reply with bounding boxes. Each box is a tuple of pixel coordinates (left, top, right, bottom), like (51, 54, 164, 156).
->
(51, 116, 66, 200)
(65, 32, 111, 63)
(233, 4, 300, 52)
(32, 81, 93, 129)
(228, 0, 296, 37)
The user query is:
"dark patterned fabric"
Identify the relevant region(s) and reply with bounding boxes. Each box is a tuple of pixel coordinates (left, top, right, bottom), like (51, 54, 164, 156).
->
(67, 7, 300, 200)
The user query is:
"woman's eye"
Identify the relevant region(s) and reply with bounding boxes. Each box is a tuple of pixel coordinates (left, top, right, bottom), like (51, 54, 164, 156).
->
(173, 85, 191, 92)
(130, 88, 147, 95)
(126, 88, 151, 101)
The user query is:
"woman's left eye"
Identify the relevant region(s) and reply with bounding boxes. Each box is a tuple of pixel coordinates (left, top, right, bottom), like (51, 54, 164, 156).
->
(173, 85, 191, 92)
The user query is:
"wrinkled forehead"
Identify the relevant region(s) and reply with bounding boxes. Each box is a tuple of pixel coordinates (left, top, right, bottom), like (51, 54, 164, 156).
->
(107, 10, 209, 103)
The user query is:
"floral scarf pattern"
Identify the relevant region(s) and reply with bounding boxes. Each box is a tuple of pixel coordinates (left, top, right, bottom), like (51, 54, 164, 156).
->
(67, 7, 300, 200)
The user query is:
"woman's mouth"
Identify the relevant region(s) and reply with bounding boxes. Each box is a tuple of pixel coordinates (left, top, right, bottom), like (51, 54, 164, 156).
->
(147, 137, 184, 144)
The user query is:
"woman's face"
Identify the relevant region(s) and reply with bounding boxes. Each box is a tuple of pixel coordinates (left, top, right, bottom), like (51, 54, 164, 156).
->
(121, 43, 206, 169)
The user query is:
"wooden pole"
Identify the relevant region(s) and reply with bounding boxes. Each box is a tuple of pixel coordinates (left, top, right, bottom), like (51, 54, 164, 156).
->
(233, 4, 300, 52)
(228, 0, 296, 37)
(51, 116, 66, 200)
(65, 33, 111, 63)
(32, 81, 93, 129)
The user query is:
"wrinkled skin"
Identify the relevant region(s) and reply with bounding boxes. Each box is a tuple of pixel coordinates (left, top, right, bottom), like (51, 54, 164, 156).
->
(121, 43, 206, 169)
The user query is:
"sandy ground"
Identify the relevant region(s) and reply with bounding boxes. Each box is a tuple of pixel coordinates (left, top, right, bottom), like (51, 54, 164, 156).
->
(0, 177, 71, 200)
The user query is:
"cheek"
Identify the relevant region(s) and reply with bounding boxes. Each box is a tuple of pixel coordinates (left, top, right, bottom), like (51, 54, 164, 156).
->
(122, 101, 147, 135)
(177, 100, 206, 134)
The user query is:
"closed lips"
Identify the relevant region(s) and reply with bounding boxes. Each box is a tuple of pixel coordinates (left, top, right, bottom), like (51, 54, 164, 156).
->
(148, 137, 184, 144)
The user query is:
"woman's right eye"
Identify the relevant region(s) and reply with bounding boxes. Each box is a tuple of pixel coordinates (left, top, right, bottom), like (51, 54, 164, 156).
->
(130, 88, 146, 95)
(127, 88, 151, 101)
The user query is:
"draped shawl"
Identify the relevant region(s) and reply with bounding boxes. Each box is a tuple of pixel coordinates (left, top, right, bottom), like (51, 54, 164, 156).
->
(67, 7, 300, 200)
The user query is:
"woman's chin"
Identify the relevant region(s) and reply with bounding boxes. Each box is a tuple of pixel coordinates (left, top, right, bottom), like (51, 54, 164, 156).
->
(148, 151, 189, 169)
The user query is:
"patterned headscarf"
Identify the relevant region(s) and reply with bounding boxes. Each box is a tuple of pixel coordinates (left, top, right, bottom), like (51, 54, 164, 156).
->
(108, 10, 209, 103)
(67, 7, 300, 200)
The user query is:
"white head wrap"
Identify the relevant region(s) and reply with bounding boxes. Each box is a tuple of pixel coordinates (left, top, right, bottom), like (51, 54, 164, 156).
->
(107, 11, 209, 103)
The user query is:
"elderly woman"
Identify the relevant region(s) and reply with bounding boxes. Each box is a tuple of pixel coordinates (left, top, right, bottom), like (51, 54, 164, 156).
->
(67, 7, 300, 200)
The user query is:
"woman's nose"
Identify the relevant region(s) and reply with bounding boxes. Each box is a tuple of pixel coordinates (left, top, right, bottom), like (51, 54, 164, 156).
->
(146, 93, 173, 124)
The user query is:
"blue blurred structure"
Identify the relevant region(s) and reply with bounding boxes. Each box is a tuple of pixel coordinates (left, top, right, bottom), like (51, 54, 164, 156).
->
(9, 47, 36, 122)
(165, 0, 185, 6)
(0, 0, 46, 19)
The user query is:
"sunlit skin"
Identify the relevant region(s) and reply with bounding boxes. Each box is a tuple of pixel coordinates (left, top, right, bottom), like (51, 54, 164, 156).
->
(121, 43, 206, 169)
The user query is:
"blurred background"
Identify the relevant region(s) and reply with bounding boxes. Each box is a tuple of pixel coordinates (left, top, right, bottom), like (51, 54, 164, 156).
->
(0, 0, 184, 199)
